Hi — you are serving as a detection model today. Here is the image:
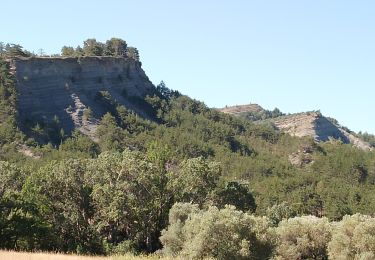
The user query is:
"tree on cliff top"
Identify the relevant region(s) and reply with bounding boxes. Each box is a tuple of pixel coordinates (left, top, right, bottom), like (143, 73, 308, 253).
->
(105, 38, 127, 57)
(61, 46, 75, 57)
(126, 47, 140, 61)
(83, 38, 105, 56)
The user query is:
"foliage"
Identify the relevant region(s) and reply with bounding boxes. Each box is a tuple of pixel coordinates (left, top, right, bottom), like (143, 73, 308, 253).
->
(105, 38, 127, 57)
(239, 107, 284, 121)
(212, 182, 257, 213)
(274, 216, 331, 260)
(357, 131, 375, 148)
(0, 43, 31, 58)
(266, 202, 297, 227)
(167, 157, 221, 205)
(59, 38, 139, 60)
(160, 204, 273, 260)
(328, 214, 375, 259)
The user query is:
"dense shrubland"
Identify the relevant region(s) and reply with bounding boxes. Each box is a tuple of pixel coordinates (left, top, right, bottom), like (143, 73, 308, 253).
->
(1, 42, 375, 257)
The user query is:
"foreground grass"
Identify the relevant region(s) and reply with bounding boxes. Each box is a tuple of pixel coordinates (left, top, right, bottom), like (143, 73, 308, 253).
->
(0, 251, 177, 260)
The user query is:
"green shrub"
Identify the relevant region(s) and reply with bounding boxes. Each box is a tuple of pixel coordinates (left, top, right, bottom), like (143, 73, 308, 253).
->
(274, 216, 331, 260)
(161, 204, 273, 260)
(328, 214, 375, 259)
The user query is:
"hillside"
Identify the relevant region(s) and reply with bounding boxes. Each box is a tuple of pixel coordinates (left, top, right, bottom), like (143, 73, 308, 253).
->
(220, 104, 372, 150)
(1, 39, 375, 258)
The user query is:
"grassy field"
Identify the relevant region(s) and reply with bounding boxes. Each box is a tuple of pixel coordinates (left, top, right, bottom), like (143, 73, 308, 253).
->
(0, 251, 178, 260)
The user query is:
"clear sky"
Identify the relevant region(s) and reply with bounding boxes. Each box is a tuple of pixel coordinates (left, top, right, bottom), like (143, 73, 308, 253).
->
(1, 0, 374, 133)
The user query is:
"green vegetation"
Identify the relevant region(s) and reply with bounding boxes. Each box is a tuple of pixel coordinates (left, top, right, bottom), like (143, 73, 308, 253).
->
(0, 43, 32, 58)
(357, 131, 375, 148)
(61, 38, 140, 61)
(239, 107, 284, 121)
(1, 40, 375, 258)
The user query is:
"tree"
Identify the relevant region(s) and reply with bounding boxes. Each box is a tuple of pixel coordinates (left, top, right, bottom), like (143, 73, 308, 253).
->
(212, 182, 257, 213)
(75, 45, 84, 56)
(126, 47, 140, 61)
(87, 149, 173, 253)
(96, 113, 128, 151)
(61, 46, 75, 57)
(167, 157, 222, 205)
(105, 38, 127, 57)
(0, 42, 5, 56)
(4, 44, 29, 57)
(24, 159, 101, 254)
(83, 39, 104, 56)
(59, 130, 99, 157)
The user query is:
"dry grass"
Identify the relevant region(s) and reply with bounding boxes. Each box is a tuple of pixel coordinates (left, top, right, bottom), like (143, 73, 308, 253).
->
(0, 251, 178, 260)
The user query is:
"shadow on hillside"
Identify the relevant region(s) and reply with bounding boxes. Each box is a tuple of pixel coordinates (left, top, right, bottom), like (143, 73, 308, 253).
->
(314, 116, 350, 143)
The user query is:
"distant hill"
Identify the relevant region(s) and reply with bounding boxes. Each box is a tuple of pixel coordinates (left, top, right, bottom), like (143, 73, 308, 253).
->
(219, 104, 372, 150)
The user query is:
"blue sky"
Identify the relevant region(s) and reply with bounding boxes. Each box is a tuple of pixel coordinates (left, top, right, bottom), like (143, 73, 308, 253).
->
(1, 1, 374, 133)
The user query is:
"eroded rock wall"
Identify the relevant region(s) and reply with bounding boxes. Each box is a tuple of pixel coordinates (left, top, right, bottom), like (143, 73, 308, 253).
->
(12, 56, 155, 137)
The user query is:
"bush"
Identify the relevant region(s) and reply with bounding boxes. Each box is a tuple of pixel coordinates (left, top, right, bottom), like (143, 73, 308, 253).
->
(328, 214, 375, 259)
(161, 204, 273, 260)
(266, 202, 297, 227)
(274, 216, 331, 260)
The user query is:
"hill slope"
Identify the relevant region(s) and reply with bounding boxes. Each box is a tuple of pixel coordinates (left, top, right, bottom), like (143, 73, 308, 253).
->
(2, 40, 375, 256)
(219, 104, 372, 150)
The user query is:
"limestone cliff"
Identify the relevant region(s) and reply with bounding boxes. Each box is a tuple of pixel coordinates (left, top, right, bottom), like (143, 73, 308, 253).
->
(11, 56, 155, 139)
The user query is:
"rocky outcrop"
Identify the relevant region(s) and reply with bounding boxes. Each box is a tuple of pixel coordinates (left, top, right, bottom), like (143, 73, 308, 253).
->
(11, 56, 155, 137)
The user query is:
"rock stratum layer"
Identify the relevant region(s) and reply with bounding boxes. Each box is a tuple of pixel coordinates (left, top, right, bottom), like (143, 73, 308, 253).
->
(11, 57, 155, 139)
